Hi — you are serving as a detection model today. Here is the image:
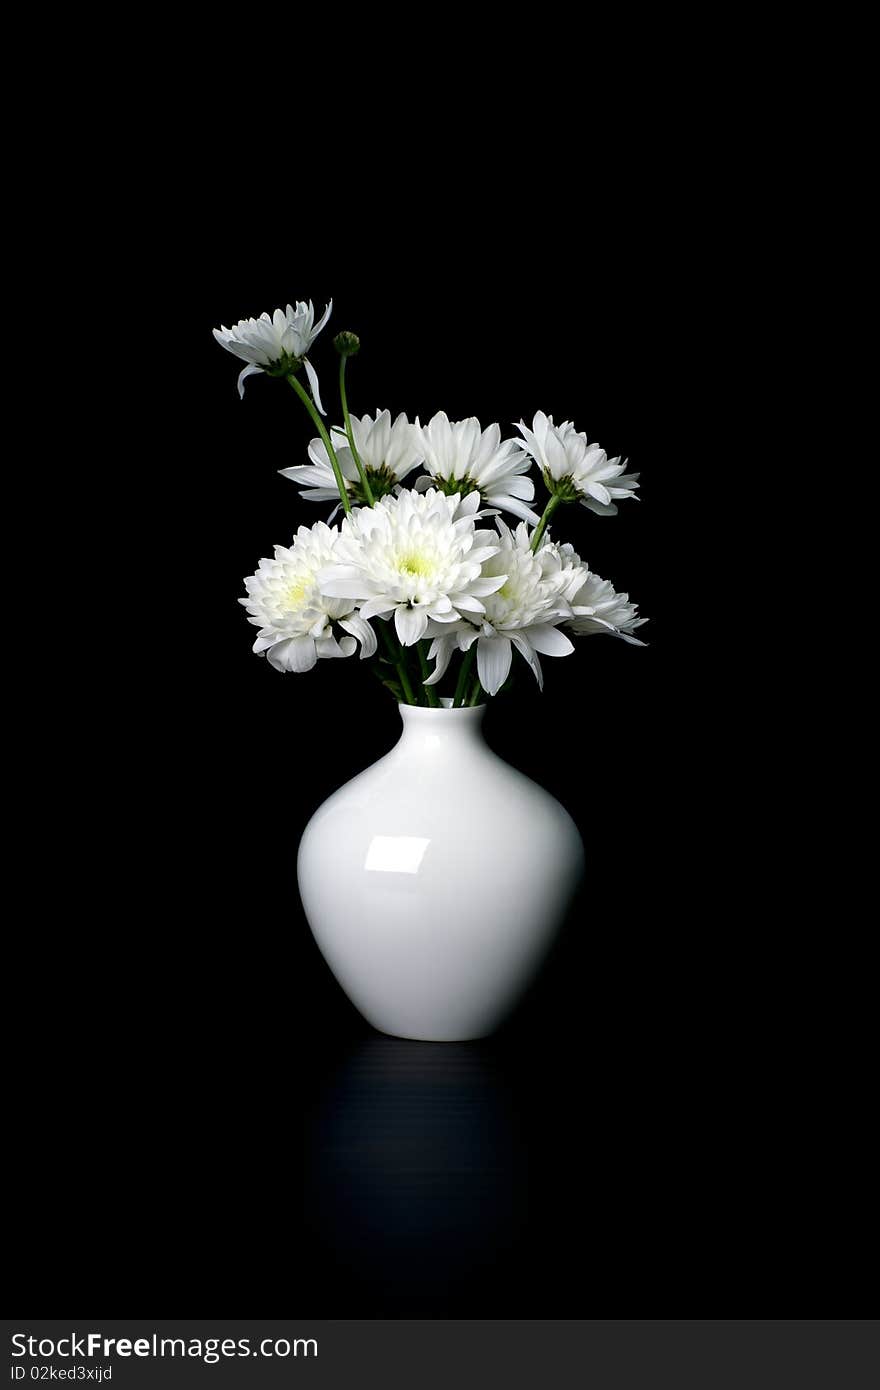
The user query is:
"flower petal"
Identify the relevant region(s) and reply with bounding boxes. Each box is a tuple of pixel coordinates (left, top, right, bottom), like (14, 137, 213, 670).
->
(315, 635, 351, 660)
(454, 490, 482, 518)
(586, 481, 612, 507)
(237, 363, 263, 398)
(317, 565, 370, 599)
(278, 465, 340, 489)
(265, 639, 293, 671)
(304, 357, 326, 415)
(312, 298, 333, 340)
(476, 635, 512, 696)
(287, 636, 319, 672)
(525, 624, 575, 657)
(486, 492, 541, 525)
(358, 596, 396, 620)
(394, 605, 428, 645)
(468, 574, 508, 597)
(509, 633, 544, 690)
(424, 634, 457, 686)
(339, 614, 378, 659)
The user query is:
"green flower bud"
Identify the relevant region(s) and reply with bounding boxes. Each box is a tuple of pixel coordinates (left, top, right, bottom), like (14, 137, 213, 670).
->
(334, 331, 361, 357)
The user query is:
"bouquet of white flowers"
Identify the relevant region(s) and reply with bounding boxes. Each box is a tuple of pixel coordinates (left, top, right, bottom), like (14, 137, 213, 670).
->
(215, 299, 646, 706)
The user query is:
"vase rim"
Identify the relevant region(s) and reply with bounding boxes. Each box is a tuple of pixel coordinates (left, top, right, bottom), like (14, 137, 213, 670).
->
(397, 701, 486, 715)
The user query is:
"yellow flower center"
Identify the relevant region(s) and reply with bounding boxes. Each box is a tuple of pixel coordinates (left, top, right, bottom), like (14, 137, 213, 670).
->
(398, 551, 433, 578)
(282, 576, 311, 610)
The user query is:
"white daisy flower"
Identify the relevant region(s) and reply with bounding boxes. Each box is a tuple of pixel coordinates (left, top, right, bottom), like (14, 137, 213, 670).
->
(425, 520, 588, 696)
(239, 521, 376, 673)
(213, 300, 332, 406)
(412, 411, 539, 523)
(515, 410, 639, 515)
(568, 567, 648, 645)
(279, 410, 422, 518)
(317, 488, 506, 647)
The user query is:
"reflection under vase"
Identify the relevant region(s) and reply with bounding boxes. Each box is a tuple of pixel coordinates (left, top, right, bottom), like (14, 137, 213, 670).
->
(303, 1036, 528, 1310)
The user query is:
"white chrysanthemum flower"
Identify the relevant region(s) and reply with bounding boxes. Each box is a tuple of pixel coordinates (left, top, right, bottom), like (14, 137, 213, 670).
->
(534, 536, 597, 607)
(516, 410, 639, 515)
(567, 567, 648, 645)
(425, 520, 588, 695)
(239, 521, 376, 673)
(213, 300, 332, 406)
(317, 489, 506, 647)
(279, 410, 422, 518)
(412, 411, 539, 523)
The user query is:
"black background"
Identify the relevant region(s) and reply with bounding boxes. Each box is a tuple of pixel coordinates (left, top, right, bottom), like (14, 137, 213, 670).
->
(9, 178, 869, 1318)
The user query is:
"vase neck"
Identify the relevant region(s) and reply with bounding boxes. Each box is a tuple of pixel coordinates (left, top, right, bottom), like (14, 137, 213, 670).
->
(395, 703, 487, 757)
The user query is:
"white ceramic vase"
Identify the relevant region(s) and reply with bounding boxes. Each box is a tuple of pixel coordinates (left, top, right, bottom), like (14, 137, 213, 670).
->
(297, 703, 584, 1041)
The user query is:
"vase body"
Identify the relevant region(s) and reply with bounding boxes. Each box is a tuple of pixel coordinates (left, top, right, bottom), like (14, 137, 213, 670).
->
(297, 704, 584, 1041)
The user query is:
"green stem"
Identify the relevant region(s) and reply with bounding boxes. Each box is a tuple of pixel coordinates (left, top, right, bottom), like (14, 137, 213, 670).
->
(467, 675, 484, 706)
(452, 647, 476, 708)
(339, 357, 375, 505)
(418, 642, 440, 706)
(378, 620, 418, 706)
(398, 644, 420, 706)
(530, 493, 563, 552)
(287, 373, 352, 516)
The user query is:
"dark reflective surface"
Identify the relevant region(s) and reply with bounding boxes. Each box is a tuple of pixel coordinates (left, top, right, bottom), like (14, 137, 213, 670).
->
(303, 1037, 527, 1313)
